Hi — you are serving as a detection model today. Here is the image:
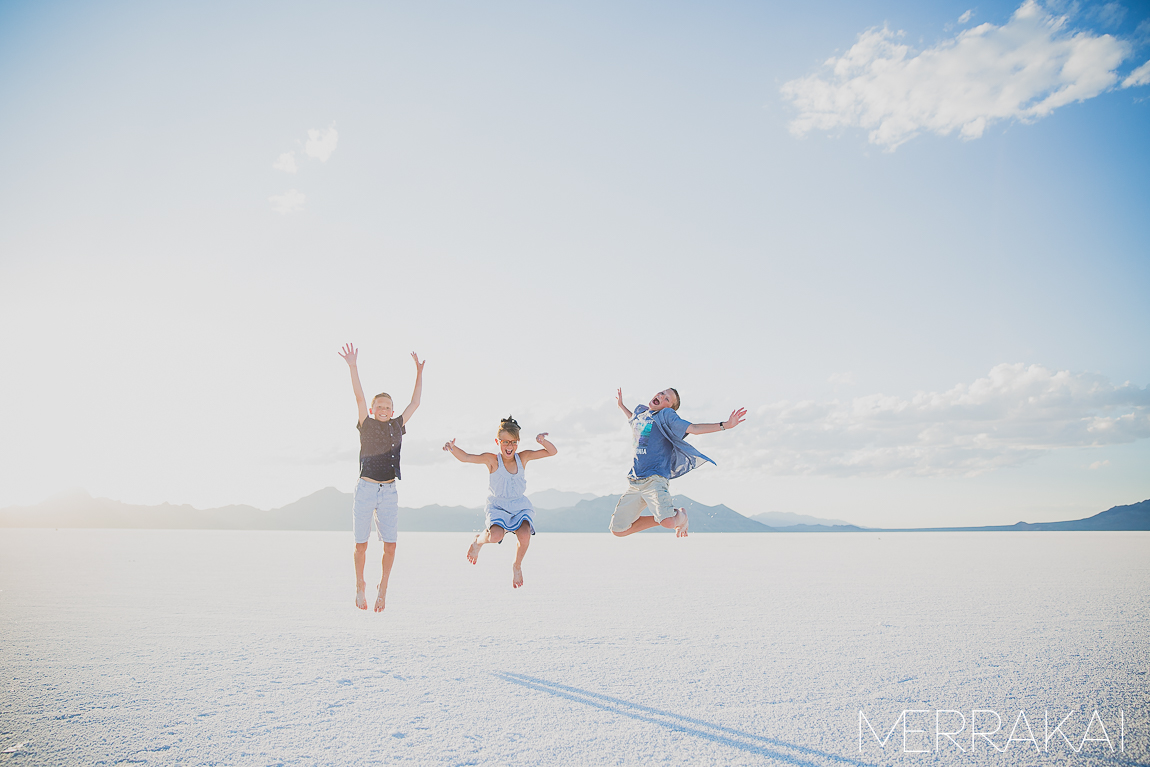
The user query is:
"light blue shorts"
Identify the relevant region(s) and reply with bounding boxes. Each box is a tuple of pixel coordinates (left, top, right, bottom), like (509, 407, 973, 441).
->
(353, 478, 399, 543)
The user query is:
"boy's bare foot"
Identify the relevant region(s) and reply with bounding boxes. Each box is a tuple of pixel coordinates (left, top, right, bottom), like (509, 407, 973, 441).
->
(355, 584, 368, 610)
(674, 507, 689, 538)
(374, 585, 386, 613)
(467, 538, 481, 564)
(512, 565, 524, 589)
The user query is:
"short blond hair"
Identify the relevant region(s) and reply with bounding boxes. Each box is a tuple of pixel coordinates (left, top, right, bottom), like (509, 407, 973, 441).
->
(372, 392, 393, 407)
(668, 388, 680, 410)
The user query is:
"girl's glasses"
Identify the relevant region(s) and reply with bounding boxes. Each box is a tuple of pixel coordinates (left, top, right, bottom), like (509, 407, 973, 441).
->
(499, 439, 519, 446)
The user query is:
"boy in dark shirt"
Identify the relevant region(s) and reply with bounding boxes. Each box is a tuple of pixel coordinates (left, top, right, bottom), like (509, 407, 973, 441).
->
(611, 387, 746, 537)
(338, 344, 425, 612)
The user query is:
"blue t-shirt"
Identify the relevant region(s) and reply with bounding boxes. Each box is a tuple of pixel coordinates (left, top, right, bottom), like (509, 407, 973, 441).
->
(629, 405, 692, 479)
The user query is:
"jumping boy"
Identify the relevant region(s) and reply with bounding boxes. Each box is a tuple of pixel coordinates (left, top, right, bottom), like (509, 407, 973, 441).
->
(611, 388, 746, 537)
(338, 343, 425, 612)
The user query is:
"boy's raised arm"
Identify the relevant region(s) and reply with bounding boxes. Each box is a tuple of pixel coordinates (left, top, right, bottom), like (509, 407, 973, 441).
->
(339, 343, 369, 426)
(685, 408, 747, 436)
(400, 352, 425, 425)
(616, 388, 633, 419)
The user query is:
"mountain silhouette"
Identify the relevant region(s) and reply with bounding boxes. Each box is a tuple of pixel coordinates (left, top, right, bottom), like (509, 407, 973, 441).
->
(2, 491, 1146, 532)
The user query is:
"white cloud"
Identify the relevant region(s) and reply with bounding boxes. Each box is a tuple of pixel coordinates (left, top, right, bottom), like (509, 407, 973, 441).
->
(272, 151, 297, 174)
(1122, 59, 1150, 87)
(717, 364, 1150, 477)
(1088, 459, 1110, 469)
(269, 189, 305, 215)
(782, 1, 1135, 149)
(305, 124, 339, 162)
(828, 371, 856, 387)
(958, 9, 974, 24)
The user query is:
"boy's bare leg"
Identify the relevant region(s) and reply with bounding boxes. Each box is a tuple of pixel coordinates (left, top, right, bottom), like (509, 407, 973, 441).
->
(512, 523, 530, 588)
(375, 542, 396, 613)
(612, 515, 660, 537)
(353, 542, 369, 609)
(467, 526, 504, 564)
(612, 508, 688, 538)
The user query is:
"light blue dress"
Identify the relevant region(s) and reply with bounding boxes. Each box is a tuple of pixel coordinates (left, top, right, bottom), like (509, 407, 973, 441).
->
(485, 452, 535, 535)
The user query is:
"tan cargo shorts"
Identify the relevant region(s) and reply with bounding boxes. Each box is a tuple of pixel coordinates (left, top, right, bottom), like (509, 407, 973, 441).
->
(609, 475, 676, 533)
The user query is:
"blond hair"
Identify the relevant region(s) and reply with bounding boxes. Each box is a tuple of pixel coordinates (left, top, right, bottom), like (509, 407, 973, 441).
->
(498, 415, 521, 439)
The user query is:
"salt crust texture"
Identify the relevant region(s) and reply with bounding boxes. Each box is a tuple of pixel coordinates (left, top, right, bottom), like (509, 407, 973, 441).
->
(1, 530, 1147, 766)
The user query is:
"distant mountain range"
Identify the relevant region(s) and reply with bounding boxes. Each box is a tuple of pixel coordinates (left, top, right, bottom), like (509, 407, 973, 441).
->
(750, 510, 859, 527)
(528, 489, 597, 509)
(872, 499, 1150, 532)
(1, 490, 1148, 533)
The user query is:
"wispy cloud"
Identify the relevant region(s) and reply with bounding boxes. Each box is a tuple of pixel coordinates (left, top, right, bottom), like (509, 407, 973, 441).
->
(719, 364, 1149, 477)
(1087, 2, 1127, 29)
(958, 9, 974, 24)
(269, 189, 305, 215)
(782, 1, 1141, 150)
(305, 124, 339, 162)
(1123, 59, 1150, 87)
(272, 151, 297, 174)
(373, 366, 1147, 490)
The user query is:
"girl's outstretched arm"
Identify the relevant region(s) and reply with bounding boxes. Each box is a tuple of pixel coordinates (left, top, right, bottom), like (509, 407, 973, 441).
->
(520, 433, 558, 464)
(443, 439, 498, 471)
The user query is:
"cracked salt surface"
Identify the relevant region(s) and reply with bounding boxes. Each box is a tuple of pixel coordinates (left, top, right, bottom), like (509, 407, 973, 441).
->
(0, 529, 1147, 766)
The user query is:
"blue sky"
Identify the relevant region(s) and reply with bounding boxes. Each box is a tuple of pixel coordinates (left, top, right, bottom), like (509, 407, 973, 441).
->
(1, 0, 1147, 526)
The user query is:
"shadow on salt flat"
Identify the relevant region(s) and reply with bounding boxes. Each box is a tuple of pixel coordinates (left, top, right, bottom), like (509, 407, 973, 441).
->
(494, 672, 873, 767)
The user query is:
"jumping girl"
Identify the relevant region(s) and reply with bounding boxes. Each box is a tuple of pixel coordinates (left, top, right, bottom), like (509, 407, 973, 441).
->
(443, 417, 557, 588)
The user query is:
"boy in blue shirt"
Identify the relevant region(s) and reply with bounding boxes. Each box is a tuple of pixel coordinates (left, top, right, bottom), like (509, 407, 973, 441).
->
(611, 387, 746, 537)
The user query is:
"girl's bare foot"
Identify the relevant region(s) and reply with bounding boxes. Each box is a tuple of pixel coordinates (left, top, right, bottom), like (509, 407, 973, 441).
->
(512, 564, 524, 588)
(467, 537, 481, 564)
(673, 508, 689, 538)
(355, 584, 368, 610)
(374, 585, 387, 613)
